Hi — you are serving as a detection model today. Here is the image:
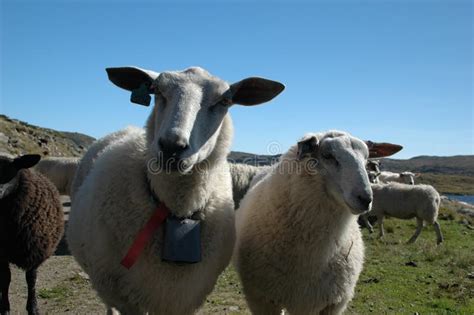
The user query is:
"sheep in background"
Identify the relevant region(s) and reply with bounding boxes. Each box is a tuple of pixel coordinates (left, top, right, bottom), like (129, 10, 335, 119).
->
(70, 127, 140, 201)
(0, 154, 64, 315)
(229, 163, 270, 209)
(378, 171, 416, 185)
(368, 170, 380, 184)
(366, 159, 381, 173)
(67, 66, 285, 314)
(234, 131, 399, 315)
(359, 171, 381, 232)
(370, 182, 443, 244)
(34, 157, 80, 195)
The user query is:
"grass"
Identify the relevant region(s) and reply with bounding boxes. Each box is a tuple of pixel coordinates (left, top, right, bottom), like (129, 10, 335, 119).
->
(416, 173, 474, 195)
(200, 205, 474, 314)
(38, 273, 91, 304)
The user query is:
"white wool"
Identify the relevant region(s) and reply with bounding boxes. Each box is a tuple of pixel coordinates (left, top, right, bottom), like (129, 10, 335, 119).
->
(234, 130, 369, 315)
(34, 157, 80, 195)
(70, 127, 141, 201)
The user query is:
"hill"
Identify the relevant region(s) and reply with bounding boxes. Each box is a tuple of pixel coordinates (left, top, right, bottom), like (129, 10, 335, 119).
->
(380, 155, 474, 176)
(0, 115, 95, 157)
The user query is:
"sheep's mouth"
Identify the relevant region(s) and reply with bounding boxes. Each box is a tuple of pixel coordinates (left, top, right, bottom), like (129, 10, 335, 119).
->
(344, 200, 371, 215)
(160, 157, 196, 174)
(349, 207, 370, 215)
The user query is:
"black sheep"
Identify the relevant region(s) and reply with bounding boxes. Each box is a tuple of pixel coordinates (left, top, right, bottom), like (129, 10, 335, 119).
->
(0, 154, 64, 315)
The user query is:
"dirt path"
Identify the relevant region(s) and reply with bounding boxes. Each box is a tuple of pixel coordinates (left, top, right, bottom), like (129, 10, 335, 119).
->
(9, 256, 106, 314)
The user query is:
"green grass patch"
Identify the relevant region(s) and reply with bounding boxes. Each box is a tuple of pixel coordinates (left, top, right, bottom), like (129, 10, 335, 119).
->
(38, 286, 72, 302)
(417, 173, 474, 195)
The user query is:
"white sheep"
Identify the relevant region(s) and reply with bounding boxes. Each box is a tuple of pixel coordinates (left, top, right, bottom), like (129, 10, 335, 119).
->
(368, 170, 380, 184)
(369, 182, 443, 244)
(34, 157, 80, 195)
(70, 127, 140, 201)
(229, 163, 270, 209)
(67, 66, 285, 314)
(359, 171, 381, 232)
(235, 131, 383, 315)
(366, 159, 381, 173)
(378, 171, 416, 185)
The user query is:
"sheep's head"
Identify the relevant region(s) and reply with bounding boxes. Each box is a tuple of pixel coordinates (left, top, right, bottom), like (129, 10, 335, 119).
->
(400, 171, 415, 185)
(297, 131, 373, 214)
(366, 159, 381, 173)
(0, 154, 40, 199)
(106, 66, 284, 173)
(368, 171, 381, 184)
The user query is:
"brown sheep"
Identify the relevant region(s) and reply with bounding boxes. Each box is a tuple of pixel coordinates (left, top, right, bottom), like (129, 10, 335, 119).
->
(0, 154, 64, 315)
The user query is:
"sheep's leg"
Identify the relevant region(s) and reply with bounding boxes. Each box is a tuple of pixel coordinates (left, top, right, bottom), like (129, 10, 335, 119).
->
(25, 268, 39, 315)
(433, 221, 444, 244)
(0, 262, 11, 315)
(245, 292, 281, 315)
(377, 215, 385, 238)
(407, 218, 423, 244)
(319, 301, 348, 315)
(106, 307, 120, 315)
(360, 215, 373, 233)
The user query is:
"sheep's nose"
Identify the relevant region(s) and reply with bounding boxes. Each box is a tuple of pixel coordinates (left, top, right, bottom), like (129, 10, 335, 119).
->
(159, 137, 189, 157)
(357, 195, 373, 210)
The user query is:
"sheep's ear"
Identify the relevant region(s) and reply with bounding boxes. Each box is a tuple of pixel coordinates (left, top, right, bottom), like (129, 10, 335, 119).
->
(297, 136, 319, 160)
(227, 77, 285, 106)
(365, 141, 403, 158)
(106, 67, 160, 106)
(13, 154, 41, 169)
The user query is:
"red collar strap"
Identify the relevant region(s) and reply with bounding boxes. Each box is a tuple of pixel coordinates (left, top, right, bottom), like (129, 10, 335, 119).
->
(121, 202, 170, 269)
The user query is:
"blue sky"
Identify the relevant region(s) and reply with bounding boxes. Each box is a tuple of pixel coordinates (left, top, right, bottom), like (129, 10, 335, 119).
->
(1, 0, 472, 159)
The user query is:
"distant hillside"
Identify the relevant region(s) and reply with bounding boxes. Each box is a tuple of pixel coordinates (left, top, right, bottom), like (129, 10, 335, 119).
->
(380, 155, 474, 176)
(229, 151, 280, 166)
(0, 115, 95, 157)
(229, 151, 474, 176)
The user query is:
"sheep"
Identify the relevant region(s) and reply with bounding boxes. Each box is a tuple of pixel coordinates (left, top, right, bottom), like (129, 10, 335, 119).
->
(378, 171, 416, 185)
(70, 127, 140, 201)
(369, 182, 443, 244)
(358, 171, 382, 232)
(34, 157, 80, 195)
(368, 170, 380, 184)
(0, 154, 64, 315)
(366, 159, 380, 173)
(234, 131, 398, 315)
(228, 163, 270, 209)
(66, 66, 285, 314)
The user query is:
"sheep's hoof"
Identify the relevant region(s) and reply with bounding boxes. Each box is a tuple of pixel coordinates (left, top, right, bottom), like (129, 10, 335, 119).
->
(369, 228, 374, 234)
(407, 238, 416, 244)
(437, 239, 444, 245)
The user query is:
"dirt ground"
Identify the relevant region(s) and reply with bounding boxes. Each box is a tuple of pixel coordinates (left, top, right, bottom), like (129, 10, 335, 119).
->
(9, 256, 106, 314)
(8, 196, 106, 314)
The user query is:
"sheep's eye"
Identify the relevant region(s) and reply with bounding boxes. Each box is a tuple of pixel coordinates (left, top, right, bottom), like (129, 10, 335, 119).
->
(323, 153, 340, 166)
(322, 153, 335, 160)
